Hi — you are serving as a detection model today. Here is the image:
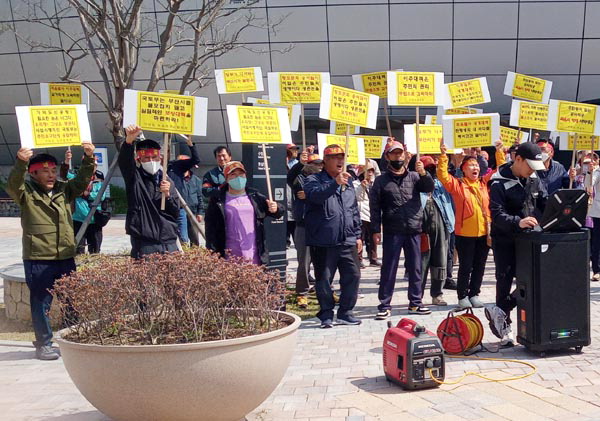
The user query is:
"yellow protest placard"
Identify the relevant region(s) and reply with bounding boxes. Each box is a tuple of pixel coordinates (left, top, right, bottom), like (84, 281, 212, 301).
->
(445, 107, 479, 115)
(362, 135, 385, 159)
(452, 116, 493, 149)
(48, 83, 82, 105)
(446, 79, 487, 108)
(360, 72, 388, 98)
(317, 133, 364, 165)
(418, 125, 443, 154)
(222, 68, 257, 93)
(500, 126, 528, 144)
(29, 106, 81, 148)
(512, 74, 547, 103)
(332, 121, 358, 135)
(236, 107, 282, 143)
(279, 72, 322, 104)
(328, 85, 371, 127)
(137, 91, 195, 134)
(555, 101, 597, 134)
(517, 102, 549, 131)
(395, 72, 438, 106)
(564, 133, 600, 150)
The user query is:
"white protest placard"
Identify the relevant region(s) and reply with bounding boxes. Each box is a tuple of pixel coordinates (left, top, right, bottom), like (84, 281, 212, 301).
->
(504, 71, 552, 104)
(443, 77, 491, 109)
(319, 83, 379, 129)
(547, 99, 600, 136)
(215, 67, 264, 94)
(16, 104, 92, 149)
(159, 89, 191, 96)
(122, 89, 208, 136)
(558, 133, 600, 151)
(227, 105, 292, 144)
(441, 113, 500, 150)
(509, 99, 550, 131)
(40, 83, 90, 110)
(247, 97, 301, 132)
(267, 72, 331, 104)
(330, 121, 360, 135)
(317, 133, 365, 165)
(386, 71, 445, 106)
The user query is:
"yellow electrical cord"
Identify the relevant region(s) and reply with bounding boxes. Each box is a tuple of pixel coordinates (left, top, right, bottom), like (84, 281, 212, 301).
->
(428, 354, 537, 385)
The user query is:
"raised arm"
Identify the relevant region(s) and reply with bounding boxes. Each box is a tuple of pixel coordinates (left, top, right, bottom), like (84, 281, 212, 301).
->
(6, 148, 33, 205)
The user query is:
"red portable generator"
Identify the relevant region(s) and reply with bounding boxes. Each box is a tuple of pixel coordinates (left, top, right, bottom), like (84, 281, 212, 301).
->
(383, 318, 445, 389)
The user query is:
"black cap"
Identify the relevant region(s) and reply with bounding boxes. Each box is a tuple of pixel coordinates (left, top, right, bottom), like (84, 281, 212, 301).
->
(515, 142, 545, 171)
(136, 138, 161, 150)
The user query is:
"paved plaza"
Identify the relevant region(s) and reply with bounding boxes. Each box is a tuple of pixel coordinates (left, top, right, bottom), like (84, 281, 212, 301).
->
(1, 217, 600, 420)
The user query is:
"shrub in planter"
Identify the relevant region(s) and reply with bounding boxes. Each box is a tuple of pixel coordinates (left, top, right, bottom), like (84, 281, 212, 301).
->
(53, 249, 300, 421)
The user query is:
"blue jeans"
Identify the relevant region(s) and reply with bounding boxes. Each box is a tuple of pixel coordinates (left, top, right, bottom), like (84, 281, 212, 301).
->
(23, 258, 76, 348)
(178, 208, 189, 244)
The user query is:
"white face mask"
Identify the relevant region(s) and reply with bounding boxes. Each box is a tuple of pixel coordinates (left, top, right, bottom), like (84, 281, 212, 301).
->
(541, 152, 550, 162)
(141, 161, 161, 175)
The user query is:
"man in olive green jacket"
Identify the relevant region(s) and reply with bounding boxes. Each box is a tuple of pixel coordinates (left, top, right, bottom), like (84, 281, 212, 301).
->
(6, 143, 95, 360)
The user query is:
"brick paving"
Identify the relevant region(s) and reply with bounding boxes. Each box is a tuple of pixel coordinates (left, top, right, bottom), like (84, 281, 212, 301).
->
(1, 217, 600, 420)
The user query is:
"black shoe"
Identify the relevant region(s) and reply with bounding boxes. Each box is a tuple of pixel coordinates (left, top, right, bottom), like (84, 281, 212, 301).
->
(320, 319, 334, 329)
(443, 279, 457, 290)
(370, 259, 382, 267)
(359, 261, 367, 269)
(375, 309, 391, 320)
(408, 306, 432, 315)
(337, 314, 362, 325)
(35, 345, 60, 361)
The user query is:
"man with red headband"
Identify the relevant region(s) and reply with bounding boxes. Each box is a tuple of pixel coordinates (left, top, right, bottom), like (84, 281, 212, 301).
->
(6, 142, 96, 360)
(536, 140, 575, 195)
(120, 125, 180, 259)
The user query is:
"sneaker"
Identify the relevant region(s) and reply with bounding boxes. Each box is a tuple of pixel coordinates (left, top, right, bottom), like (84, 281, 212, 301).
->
(469, 295, 484, 308)
(359, 260, 367, 269)
(337, 314, 362, 325)
(500, 326, 515, 347)
(370, 259, 382, 267)
(308, 285, 316, 294)
(35, 345, 60, 361)
(408, 306, 431, 315)
(457, 297, 472, 309)
(484, 305, 508, 340)
(432, 295, 447, 306)
(320, 319, 333, 329)
(332, 292, 340, 305)
(375, 309, 391, 320)
(592, 273, 600, 282)
(443, 279, 457, 290)
(297, 295, 308, 309)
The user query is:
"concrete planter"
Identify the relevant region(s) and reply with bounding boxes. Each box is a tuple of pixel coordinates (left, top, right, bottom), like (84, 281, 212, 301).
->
(56, 311, 301, 421)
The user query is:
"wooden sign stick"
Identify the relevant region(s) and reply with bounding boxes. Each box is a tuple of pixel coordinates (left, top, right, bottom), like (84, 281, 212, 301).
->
(415, 106, 421, 161)
(261, 143, 273, 201)
(383, 99, 392, 138)
(160, 132, 170, 210)
(300, 104, 307, 151)
(341, 123, 350, 192)
(569, 133, 578, 189)
(241, 93, 246, 104)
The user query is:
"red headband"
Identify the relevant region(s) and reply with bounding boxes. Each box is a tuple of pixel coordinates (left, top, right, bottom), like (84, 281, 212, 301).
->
(136, 148, 160, 159)
(28, 161, 56, 173)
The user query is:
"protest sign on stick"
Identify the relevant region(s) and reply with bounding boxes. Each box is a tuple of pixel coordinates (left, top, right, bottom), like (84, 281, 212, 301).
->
(247, 97, 300, 132)
(404, 124, 443, 155)
(500, 126, 529, 145)
(441, 113, 500, 150)
(504, 72, 552, 104)
(362, 135, 387, 159)
(353, 71, 395, 137)
(509, 100, 550, 132)
(547, 100, 600, 136)
(558, 132, 600, 151)
(215, 67, 264, 104)
(443, 77, 491, 109)
(317, 133, 365, 166)
(330, 121, 359, 136)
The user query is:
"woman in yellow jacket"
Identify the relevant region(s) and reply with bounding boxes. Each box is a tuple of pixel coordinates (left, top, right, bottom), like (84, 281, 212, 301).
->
(437, 141, 505, 309)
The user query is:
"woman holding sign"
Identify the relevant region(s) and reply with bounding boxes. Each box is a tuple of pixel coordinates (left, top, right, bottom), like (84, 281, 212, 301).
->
(437, 139, 505, 309)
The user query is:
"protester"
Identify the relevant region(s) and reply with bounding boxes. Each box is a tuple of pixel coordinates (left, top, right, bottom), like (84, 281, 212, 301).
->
(487, 142, 547, 346)
(354, 160, 380, 268)
(120, 125, 180, 259)
(202, 146, 232, 198)
(287, 149, 322, 307)
(419, 155, 455, 306)
(579, 153, 600, 281)
(370, 141, 435, 319)
(438, 140, 505, 309)
(168, 138, 202, 246)
(205, 161, 283, 264)
(286, 144, 299, 169)
(536, 140, 575, 195)
(6, 143, 95, 360)
(304, 144, 362, 328)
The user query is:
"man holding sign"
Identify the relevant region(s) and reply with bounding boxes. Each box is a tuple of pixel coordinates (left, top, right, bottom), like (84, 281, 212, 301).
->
(6, 142, 96, 360)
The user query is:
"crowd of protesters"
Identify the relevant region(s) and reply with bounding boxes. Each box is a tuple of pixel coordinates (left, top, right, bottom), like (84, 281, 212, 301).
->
(9, 123, 598, 359)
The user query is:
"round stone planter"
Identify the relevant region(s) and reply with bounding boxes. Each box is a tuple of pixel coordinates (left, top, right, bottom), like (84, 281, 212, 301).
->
(56, 311, 301, 421)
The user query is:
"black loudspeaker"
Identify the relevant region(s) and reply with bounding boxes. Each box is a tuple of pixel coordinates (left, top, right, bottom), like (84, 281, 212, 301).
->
(515, 230, 591, 355)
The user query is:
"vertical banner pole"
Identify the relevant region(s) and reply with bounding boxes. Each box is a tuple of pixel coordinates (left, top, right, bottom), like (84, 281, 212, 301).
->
(241, 93, 246, 104)
(569, 133, 578, 189)
(517, 127, 522, 145)
(161, 132, 170, 210)
(261, 143, 273, 201)
(67, 146, 72, 171)
(341, 124, 350, 192)
(415, 106, 421, 161)
(300, 103, 307, 151)
(529, 128, 533, 143)
(383, 99, 393, 139)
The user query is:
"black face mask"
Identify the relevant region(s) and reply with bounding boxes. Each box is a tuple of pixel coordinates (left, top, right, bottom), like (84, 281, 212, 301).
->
(389, 160, 404, 170)
(426, 166, 436, 177)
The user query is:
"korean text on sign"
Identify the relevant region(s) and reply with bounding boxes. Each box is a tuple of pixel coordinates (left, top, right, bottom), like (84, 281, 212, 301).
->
(510, 100, 549, 131)
(450, 116, 494, 149)
(222, 68, 257, 93)
(237, 107, 283, 143)
(362, 135, 385, 158)
(553, 100, 598, 134)
(138, 92, 195, 134)
(328, 85, 371, 127)
(445, 78, 489, 109)
(358, 72, 388, 98)
(560, 133, 600, 150)
(279, 73, 322, 104)
(504, 72, 552, 104)
(394, 72, 438, 106)
(48, 84, 82, 105)
(29, 106, 81, 147)
(331, 121, 359, 135)
(499, 126, 528, 144)
(404, 124, 443, 155)
(316, 133, 365, 165)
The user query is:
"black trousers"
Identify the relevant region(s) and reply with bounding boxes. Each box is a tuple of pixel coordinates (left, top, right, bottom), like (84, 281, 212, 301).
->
(359, 220, 377, 262)
(130, 237, 179, 259)
(455, 235, 489, 300)
(73, 221, 103, 254)
(310, 245, 360, 322)
(591, 218, 600, 274)
(492, 237, 517, 323)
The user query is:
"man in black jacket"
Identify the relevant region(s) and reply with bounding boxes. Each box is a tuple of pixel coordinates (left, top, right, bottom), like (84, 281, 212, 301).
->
(120, 125, 180, 259)
(202, 146, 232, 199)
(486, 142, 546, 346)
(205, 161, 283, 265)
(304, 145, 362, 329)
(370, 141, 435, 319)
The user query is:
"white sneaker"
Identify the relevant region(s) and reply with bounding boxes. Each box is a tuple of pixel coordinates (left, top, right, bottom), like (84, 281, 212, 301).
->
(500, 325, 515, 347)
(457, 297, 472, 309)
(469, 295, 484, 308)
(484, 305, 508, 340)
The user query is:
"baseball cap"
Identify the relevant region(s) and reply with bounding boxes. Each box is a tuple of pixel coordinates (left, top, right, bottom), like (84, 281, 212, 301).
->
(420, 156, 435, 168)
(223, 161, 246, 178)
(536, 140, 554, 153)
(384, 141, 404, 154)
(307, 153, 323, 164)
(287, 144, 299, 150)
(323, 144, 345, 156)
(515, 142, 545, 171)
